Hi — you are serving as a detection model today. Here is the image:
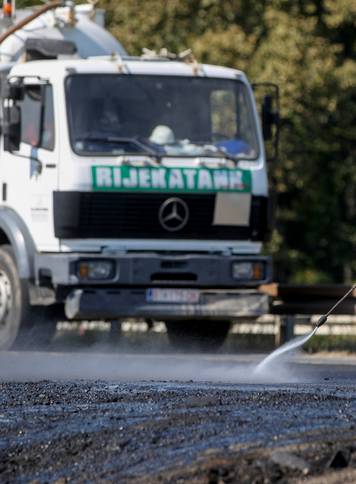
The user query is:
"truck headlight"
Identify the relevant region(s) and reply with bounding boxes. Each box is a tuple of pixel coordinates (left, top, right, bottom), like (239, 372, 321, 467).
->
(232, 261, 264, 281)
(77, 260, 115, 280)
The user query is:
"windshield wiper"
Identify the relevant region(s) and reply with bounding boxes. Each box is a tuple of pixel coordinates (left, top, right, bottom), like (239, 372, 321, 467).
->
(208, 147, 239, 163)
(188, 141, 240, 163)
(75, 135, 162, 162)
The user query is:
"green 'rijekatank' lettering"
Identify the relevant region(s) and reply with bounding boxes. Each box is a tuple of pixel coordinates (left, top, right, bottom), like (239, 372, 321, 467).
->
(92, 166, 252, 193)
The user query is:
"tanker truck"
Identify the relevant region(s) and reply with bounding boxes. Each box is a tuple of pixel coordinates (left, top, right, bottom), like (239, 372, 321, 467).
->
(0, 0, 278, 350)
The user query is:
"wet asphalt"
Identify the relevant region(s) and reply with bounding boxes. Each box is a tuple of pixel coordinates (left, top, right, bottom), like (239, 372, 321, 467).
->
(1, 349, 356, 483)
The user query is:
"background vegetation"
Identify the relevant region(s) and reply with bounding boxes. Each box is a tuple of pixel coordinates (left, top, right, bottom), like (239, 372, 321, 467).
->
(22, 1, 356, 283)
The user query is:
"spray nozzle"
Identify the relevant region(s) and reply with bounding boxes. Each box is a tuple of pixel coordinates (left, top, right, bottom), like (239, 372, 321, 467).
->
(315, 284, 356, 330)
(316, 315, 328, 328)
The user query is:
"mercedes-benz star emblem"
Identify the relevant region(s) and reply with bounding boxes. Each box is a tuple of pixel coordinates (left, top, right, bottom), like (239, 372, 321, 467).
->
(158, 197, 189, 232)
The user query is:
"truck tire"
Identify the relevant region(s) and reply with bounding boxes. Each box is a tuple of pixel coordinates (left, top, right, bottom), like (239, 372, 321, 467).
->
(0, 245, 57, 350)
(165, 320, 230, 352)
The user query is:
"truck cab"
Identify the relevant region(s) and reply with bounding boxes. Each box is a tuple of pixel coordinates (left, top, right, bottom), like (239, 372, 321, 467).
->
(0, 2, 276, 350)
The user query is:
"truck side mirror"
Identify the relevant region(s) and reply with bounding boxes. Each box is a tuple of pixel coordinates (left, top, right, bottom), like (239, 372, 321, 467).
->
(1, 80, 25, 101)
(252, 82, 280, 162)
(25, 84, 45, 148)
(3, 105, 21, 151)
(262, 95, 275, 140)
(1, 79, 24, 151)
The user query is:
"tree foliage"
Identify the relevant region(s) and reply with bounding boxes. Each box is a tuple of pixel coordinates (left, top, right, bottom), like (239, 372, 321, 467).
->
(99, 0, 355, 283)
(18, 1, 356, 282)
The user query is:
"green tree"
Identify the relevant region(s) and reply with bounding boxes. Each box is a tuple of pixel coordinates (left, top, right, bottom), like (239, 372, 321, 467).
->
(102, 0, 356, 283)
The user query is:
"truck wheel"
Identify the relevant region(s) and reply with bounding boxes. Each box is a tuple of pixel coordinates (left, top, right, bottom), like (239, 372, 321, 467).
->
(0, 245, 57, 350)
(165, 320, 230, 352)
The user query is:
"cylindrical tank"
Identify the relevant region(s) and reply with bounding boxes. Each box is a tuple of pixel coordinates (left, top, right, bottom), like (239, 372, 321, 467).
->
(0, 3, 127, 63)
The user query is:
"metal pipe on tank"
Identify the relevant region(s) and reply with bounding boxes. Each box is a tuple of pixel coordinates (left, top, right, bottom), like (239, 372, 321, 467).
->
(0, 0, 63, 45)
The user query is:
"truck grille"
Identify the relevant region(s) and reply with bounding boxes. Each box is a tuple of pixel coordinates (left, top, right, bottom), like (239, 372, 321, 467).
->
(53, 192, 268, 240)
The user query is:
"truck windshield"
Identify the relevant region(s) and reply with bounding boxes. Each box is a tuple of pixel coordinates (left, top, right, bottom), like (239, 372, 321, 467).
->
(66, 74, 259, 160)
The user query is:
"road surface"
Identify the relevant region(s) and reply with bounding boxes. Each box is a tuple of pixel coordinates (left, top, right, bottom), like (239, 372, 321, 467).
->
(1, 351, 356, 483)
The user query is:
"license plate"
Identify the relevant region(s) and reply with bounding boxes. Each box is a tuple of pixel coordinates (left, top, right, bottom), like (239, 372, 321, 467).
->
(146, 288, 200, 304)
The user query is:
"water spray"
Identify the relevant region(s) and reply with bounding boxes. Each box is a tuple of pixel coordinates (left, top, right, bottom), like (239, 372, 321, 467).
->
(315, 284, 356, 328)
(254, 284, 356, 374)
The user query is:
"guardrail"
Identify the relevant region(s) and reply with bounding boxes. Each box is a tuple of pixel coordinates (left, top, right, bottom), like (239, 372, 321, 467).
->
(233, 314, 356, 346)
(256, 284, 356, 344)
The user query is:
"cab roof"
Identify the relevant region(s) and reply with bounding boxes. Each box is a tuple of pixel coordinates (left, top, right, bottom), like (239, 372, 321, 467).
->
(10, 56, 247, 83)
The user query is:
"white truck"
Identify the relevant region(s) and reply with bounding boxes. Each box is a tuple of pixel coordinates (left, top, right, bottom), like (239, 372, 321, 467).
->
(0, 1, 278, 350)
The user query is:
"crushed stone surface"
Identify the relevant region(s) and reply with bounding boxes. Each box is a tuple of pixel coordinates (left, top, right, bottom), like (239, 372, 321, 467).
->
(1, 379, 356, 482)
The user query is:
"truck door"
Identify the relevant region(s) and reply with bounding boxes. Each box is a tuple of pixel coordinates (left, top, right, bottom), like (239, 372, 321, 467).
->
(2, 82, 59, 250)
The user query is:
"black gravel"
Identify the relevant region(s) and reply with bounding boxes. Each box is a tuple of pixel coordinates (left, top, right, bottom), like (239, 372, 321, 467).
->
(1, 380, 356, 483)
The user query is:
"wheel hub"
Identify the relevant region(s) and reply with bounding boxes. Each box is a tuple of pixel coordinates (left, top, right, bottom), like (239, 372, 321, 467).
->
(0, 270, 12, 326)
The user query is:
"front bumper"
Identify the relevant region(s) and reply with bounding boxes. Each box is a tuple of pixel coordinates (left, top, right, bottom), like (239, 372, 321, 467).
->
(35, 252, 272, 288)
(65, 288, 269, 320)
